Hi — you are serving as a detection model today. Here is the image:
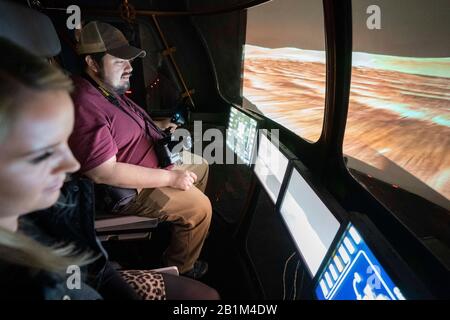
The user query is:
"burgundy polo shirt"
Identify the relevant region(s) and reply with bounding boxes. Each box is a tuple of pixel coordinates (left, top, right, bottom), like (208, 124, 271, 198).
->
(69, 76, 163, 174)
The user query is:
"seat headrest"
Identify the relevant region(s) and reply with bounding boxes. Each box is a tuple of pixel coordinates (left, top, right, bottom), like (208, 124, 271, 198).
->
(0, 1, 61, 57)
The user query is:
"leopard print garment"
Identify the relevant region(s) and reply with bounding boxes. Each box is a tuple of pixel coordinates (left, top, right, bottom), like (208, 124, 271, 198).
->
(118, 270, 166, 300)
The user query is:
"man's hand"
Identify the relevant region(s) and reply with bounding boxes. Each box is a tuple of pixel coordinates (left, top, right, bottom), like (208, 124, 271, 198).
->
(170, 170, 198, 191)
(165, 122, 178, 133)
(154, 118, 178, 133)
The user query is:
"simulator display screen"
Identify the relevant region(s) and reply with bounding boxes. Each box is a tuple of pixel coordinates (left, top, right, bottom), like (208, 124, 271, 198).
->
(243, 0, 449, 209)
(315, 224, 406, 300)
(226, 107, 258, 165)
(280, 168, 341, 276)
(254, 132, 289, 203)
(243, 0, 326, 143)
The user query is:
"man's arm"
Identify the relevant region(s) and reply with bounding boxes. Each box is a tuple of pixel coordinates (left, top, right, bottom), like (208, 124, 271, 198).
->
(84, 156, 197, 191)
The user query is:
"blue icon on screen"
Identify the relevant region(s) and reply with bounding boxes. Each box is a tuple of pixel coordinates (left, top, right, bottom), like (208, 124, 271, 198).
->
(315, 224, 406, 300)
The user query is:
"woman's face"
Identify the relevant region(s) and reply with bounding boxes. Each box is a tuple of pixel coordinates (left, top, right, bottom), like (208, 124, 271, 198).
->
(0, 89, 80, 220)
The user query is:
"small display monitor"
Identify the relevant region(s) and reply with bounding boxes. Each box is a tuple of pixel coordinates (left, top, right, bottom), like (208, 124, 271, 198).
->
(254, 131, 290, 203)
(226, 107, 259, 165)
(280, 166, 341, 276)
(315, 223, 406, 300)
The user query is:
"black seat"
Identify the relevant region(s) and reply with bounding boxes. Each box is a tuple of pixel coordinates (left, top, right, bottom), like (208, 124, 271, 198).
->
(0, 0, 60, 58)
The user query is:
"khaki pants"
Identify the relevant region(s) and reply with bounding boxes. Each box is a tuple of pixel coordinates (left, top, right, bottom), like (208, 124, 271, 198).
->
(119, 152, 211, 273)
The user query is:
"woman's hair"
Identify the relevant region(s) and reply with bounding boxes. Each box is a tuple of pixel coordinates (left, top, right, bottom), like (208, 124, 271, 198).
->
(0, 37, 95, 273)
(0, 226, 94, 272)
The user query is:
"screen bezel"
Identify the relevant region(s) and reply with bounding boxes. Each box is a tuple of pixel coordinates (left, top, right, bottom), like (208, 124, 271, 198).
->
(253, 129, 296, 204)
(276, 159, 349, 279)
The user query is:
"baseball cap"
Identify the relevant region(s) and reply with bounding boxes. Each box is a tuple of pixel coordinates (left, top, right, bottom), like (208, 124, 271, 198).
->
(77, 21, 146, 60)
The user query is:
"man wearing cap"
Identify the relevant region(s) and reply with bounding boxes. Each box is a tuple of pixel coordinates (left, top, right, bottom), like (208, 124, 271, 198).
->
(68, 21, 211, 279)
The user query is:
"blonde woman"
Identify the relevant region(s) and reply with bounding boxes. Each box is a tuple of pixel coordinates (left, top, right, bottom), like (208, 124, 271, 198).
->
(0, 37, 219, 300)
(0, 37, 100, 299)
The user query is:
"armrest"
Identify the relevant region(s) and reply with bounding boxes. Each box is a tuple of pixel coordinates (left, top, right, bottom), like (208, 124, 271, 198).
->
(150, 266, 179, 276)
(95, 215, 159, 234)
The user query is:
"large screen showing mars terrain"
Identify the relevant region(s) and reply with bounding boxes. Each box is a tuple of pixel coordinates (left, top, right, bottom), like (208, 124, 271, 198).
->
(243, 0, 449, 208)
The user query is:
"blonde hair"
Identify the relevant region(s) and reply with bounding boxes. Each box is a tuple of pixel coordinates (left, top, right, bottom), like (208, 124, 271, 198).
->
(0, 37, 95, 273)
(0, 226, 94, 273)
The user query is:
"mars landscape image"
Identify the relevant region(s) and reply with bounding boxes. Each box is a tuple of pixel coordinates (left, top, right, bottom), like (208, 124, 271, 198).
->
(243, 44, 450, 206)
